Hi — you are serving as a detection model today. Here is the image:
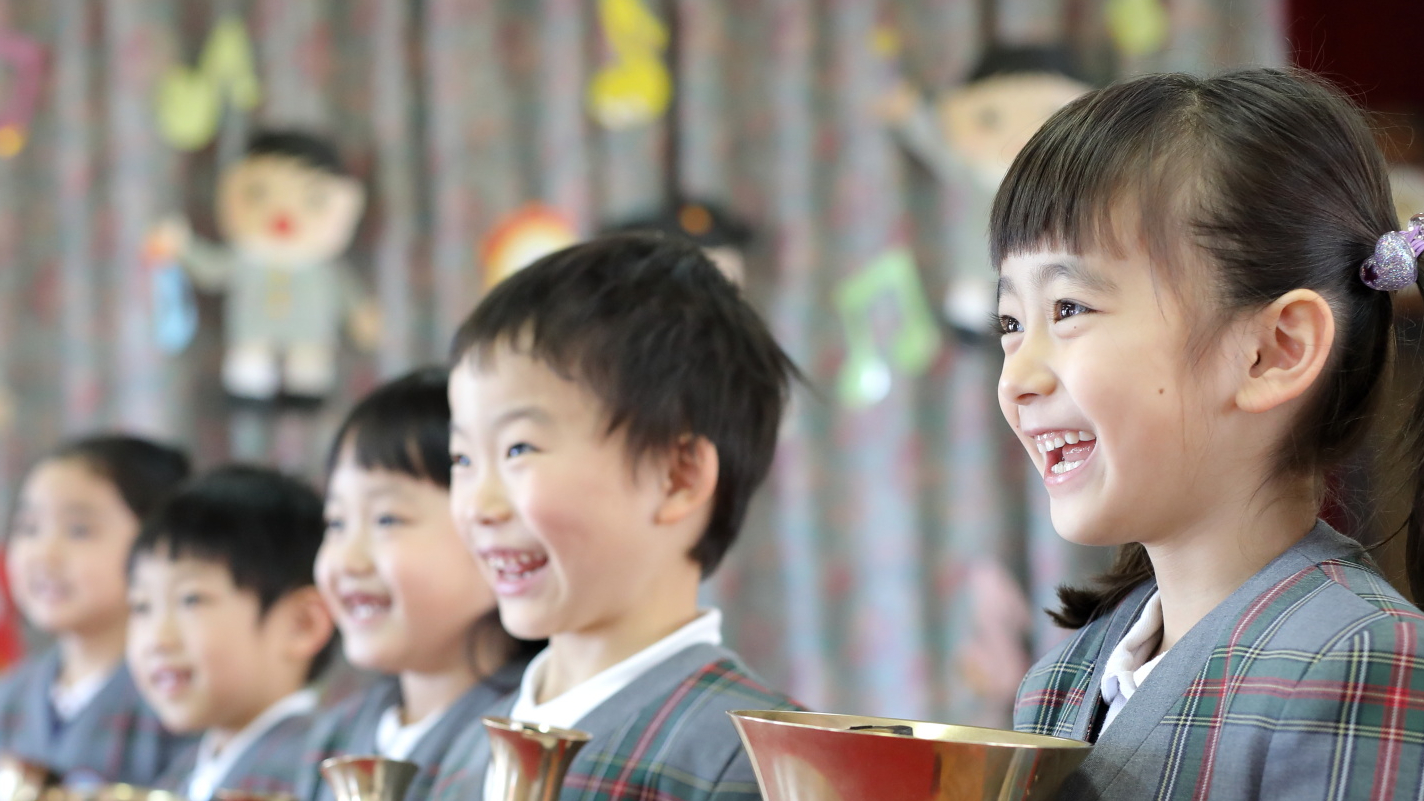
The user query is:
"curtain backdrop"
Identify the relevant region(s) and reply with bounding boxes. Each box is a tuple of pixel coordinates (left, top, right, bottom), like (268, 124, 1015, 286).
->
(0, 0, 1284, 726)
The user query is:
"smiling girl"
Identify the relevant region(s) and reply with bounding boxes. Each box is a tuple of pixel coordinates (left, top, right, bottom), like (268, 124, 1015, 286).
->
(996, 69, 1424, 799)
(295, 368, 540, 801)
(0, 435, 193, 786)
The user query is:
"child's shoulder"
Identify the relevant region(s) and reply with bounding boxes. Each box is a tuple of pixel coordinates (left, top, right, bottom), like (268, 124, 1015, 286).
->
(0, 650, 55, 699)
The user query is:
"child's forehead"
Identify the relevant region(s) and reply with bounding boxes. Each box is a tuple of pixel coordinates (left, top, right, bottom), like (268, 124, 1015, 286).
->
(132, 549, 235, 583)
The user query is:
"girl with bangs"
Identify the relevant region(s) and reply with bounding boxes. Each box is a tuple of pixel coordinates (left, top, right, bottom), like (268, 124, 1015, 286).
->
(295, 368, 540, 801)
(996, 69, 1424, 799)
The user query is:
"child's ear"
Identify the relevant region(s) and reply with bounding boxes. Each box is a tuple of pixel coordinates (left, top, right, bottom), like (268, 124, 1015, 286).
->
(273, 586, 335, 666)
(1235, 288, 1335, 414)
(653, 435, 719, 528)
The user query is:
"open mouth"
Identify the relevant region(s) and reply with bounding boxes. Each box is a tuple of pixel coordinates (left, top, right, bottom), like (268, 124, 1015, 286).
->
(25, 578, 71, 604)
(337, 590, 392, 622)
(148, 666, 193, 698)
(1034, 430, 1097, 478)
(480, 548, 550, 588)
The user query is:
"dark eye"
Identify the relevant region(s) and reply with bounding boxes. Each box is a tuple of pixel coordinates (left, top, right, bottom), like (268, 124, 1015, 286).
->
(1055, 301, 1089, 321)
(179, 592, 205, 608)
(245, 179, 267, 204)
(324, 517, 345, 535)
(375, 513, 407, 529)
(506, 443, 535, 459)
(450, 453, 471, 468)
(997, 315, 1023, 335)
(128, 599, 150, 616)
(307, 184, 329, 211)
(67, 523, 94, 540)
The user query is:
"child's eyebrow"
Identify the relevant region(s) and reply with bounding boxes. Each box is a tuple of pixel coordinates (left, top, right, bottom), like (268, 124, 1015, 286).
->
(494, 406, 552, 429)
(1035, 260, 1118, 295)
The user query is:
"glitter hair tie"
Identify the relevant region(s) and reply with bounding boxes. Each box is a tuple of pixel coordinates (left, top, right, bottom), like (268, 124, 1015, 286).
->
(1361, 213, 1423, 291)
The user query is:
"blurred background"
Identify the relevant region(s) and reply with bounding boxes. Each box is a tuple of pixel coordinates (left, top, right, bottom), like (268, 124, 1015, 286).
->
(0, 0, 1417, 728)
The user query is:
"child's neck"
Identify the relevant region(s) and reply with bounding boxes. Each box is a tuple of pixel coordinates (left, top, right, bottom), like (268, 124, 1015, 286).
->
(538, 585, 701, 705)
(1145, 480, 1318, 656)
(398, 654, 487, 727)
(207, 684, 305, 756)
(55, 625, 126, 690)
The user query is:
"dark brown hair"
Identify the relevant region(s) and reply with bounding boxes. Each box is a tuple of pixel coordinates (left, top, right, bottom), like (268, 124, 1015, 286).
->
(990, 68, 1421, 627)
(450, 233, 798, 578)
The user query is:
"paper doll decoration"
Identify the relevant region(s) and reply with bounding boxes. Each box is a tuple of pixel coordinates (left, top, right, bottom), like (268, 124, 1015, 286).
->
(883, 46, 1092, 337)
(154, 130, 375, 402)
(587, 0, 672, 130)
(603, 199, 754, 286)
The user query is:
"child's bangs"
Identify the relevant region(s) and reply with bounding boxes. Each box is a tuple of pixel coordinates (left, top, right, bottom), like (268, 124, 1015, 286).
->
(990, 75, 1206, 278)
(326, 367, 452, 488)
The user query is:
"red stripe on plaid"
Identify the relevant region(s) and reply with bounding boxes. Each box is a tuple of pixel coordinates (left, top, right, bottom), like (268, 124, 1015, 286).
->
(1371, 623, 1415, 799)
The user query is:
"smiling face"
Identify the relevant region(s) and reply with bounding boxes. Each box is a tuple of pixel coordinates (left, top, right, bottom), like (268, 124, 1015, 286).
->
(7, 459, 138, 637)
(995, 242, 1251, 547)
(317, 457, 493, 675)
(447, 346, 702, 643)
(127, 554, 305, 735)
(217, 156, 365, 267)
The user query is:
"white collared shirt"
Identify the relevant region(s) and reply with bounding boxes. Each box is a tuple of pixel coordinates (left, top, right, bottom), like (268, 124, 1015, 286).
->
(50, 667, 116, 723)
(374, 699, 454, 760)
(186, 689, 319, 801)
(483, 609, 723, 801)
(1100, 591, 1166, 732)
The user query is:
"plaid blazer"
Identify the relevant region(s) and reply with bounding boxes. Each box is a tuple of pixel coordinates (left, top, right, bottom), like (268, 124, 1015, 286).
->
(155, 712, 315, 799)
(0, 650, 193, 787)
(1015, 521, 1424, 800)
(293, 658, 527, 801)
(430, 643, 803, 801)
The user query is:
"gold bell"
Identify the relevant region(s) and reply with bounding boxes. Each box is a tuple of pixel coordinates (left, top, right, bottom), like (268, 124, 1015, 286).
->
(319, 756, 419, 801)
(729, 710, 1092, 801)
(482, 716, 591, 801)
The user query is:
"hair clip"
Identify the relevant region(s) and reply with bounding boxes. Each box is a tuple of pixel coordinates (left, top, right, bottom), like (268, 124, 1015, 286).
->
(1361, 213, 1423, 291)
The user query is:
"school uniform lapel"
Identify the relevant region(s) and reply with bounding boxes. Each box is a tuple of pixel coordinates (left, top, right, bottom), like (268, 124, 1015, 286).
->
(1060, 521, 1352, 800)
(220, 714, 315, 794)
(52, 665, 150, 785)
(14, 650, 60, 762)
(404, 658, 527, 768)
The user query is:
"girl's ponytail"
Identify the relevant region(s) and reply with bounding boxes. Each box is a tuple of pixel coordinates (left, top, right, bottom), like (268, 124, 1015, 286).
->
(1403, 235, 1424, 600)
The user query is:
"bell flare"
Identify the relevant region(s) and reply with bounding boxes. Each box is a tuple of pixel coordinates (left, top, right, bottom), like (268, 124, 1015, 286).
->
(729, 709, 1092, 801)
(482, 716, 592, 801)
(320, 756, 420, 801)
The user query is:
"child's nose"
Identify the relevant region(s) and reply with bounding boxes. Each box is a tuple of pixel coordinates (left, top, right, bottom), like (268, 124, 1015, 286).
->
(455, 471, 512, 529)
(999, 331, 1057, 406)
(331, 530, 376, 575)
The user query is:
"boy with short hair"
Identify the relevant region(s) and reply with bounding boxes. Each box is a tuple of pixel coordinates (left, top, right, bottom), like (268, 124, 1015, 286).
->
(434, 233, 803, 801)
(127, 466, 335, 801)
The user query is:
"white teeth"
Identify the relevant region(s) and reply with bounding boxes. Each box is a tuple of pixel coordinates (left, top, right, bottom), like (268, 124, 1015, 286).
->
(1080, 431, 1095, 441)
(1036, 442, 1047, 454)
(1050, 460, 1085, 475)
(1053, 436, 1065, 449)
(1064, 432, 1079, 445)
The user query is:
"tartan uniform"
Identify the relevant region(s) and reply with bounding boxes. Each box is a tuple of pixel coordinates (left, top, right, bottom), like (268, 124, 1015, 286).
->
(1014, 521, 1424, 800)
(155, 712, 315, 799)
(430, 643, 803, 801)
(0, 649, 193, 787)
(293, 659, 527, 801)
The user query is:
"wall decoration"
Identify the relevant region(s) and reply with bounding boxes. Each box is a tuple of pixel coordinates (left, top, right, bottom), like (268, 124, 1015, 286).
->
(0, 26, 43, 159)
(587, 0, 672, 130)
(481, 204, 579, 289)
(835, 248, 941, 408)
(156, 14, 261, 151)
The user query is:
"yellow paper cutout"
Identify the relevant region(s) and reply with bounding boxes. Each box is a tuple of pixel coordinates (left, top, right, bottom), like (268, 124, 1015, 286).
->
(587, 0, 671, 130)
(1107, 0, 1169, 58)
(157, 15, 262, 150)
(0, 126, 24, 159)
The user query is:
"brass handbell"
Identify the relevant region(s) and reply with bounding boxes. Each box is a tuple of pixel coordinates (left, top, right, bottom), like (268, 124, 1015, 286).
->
(730, 710, 1092, 801)
(482, 716, 591, 801)
(319, 756, 419, 801)
(0, 755, 59, 801)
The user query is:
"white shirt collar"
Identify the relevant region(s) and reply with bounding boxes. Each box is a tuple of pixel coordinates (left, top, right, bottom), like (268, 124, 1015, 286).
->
(374, 698, 455, 761)
(1100, 590, 1166, 732)
(186, 689, 319, 801)
(509, 609, 723, 730)
(49, 666, 117, 723)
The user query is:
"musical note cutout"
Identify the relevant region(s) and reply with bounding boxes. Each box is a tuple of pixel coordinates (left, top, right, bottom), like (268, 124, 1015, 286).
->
(0, 27, 44, 159)
(157, 15, 261, 151)
(587, 0, 671, 130)
(1107, 0, 1169, 58)
(835, 249, 941, 408)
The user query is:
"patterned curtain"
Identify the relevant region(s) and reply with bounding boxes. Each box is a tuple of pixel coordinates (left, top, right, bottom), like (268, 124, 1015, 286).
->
(0, 0, 1285, 726)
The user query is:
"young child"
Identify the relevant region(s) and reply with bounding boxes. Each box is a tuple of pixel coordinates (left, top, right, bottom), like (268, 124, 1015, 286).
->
(0, 435, 192, 786)
(432, 234, 803, 801)
(295, 368, 541, 801)
(997, 69, 1424, 798)
(128, 465, 335, 801)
